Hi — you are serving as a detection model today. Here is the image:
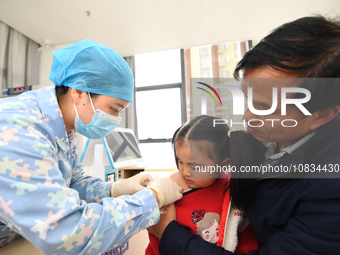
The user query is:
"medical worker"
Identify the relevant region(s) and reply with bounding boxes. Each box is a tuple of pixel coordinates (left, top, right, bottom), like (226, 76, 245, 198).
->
(0, 39, 182, 254)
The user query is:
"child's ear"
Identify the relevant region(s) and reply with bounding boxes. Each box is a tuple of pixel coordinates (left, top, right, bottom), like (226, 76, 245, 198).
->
(220, 158, 231, 167)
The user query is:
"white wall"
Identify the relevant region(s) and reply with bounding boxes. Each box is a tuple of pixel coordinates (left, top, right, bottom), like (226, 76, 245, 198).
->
(39, 42, 76, 86)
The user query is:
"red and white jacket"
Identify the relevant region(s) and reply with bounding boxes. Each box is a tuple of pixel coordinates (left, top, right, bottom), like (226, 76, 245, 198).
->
(146, 178, 258, 254)
(217, 189, 258, 253)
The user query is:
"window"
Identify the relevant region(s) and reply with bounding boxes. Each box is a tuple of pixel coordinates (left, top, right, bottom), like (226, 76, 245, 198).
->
(184, 39, 260, 131)
(201, 72, 210, 78)
(220, 70, 226, 78)
(200, 46, 209, 54)
(219, 56, 225, 66)
(135, 49, 186, 168)
(222, 100, 229, 108)
(136, 88, 182, 140)
(138, 143, 176, 168)
(201, 58, 210, 68)
(135, 50, 181, 87)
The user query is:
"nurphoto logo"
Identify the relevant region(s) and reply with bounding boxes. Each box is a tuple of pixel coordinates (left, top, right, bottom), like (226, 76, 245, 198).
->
(196, 81, 312, 128)
(196, 82, 223, 106)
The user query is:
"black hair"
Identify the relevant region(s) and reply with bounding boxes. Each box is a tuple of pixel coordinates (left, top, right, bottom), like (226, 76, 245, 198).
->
(55, 85, 100, 101)
(171, 115, 266, 209)
(234, 15, 340, 113)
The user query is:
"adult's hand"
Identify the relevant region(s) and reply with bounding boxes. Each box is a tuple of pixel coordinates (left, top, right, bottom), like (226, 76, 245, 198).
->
(148, 178, 183, 207)
(110, 174, 153, 197)
(147, 203, 177, 239)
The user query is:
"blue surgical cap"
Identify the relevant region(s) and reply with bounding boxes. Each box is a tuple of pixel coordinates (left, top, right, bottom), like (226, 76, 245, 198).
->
(49, 39, 134, 103)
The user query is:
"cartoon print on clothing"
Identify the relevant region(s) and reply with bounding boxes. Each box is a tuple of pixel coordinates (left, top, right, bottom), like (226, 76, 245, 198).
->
(0, 86, 159, 253)
(192, 210, 221, 244)
(146, 178, 226, 255)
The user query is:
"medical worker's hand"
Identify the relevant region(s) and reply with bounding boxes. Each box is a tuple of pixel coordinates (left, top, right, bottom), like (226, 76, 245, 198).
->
(148, 178, 183, 208)
(147, 203, 177, 239)
(111, 174, 153, 197)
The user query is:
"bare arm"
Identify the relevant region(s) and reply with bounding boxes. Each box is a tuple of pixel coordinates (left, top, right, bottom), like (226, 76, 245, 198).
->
(169, 172, 190, 192)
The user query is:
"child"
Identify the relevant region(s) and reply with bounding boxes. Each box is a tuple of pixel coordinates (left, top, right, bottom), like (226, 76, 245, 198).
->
(146, 115, 265, 254)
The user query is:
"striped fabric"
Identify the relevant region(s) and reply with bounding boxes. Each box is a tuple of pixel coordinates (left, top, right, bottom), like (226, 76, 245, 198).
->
(262, 130, 318, 166)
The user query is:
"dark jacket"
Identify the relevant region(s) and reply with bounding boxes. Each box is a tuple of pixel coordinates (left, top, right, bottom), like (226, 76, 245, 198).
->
(159, 116, 340, 255)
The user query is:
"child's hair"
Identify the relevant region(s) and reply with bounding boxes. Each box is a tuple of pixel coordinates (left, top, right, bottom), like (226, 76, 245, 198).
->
(171, 115, 266, 210)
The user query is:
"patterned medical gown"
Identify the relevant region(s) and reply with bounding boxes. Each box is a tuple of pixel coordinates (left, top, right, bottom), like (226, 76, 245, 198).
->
(0, 86, 159, 254)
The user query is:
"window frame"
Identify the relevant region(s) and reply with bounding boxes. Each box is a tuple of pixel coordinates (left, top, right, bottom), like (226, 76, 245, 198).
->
(136, 49, 186, 144)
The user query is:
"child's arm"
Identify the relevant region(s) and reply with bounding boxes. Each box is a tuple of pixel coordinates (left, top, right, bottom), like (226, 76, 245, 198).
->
(169, 172, 190, 192)
(146, 173, 187, 255)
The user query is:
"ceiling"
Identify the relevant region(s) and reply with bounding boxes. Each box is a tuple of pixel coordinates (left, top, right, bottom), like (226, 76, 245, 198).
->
(1, 0, 340, 57)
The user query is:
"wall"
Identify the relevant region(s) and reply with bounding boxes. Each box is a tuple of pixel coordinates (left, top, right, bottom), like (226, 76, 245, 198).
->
(39, 42, 75, 86)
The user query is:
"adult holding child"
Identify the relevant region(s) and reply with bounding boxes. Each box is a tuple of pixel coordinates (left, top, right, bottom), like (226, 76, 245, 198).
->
(146, 115, 265, 255)
(149, 16, 340, 254)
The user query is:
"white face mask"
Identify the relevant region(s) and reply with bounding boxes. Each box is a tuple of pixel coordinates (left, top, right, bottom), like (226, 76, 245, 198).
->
(74, 93, 121, 139)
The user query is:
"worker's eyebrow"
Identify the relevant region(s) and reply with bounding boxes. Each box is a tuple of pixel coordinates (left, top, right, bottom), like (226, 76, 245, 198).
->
(114, 103, 127, 110)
